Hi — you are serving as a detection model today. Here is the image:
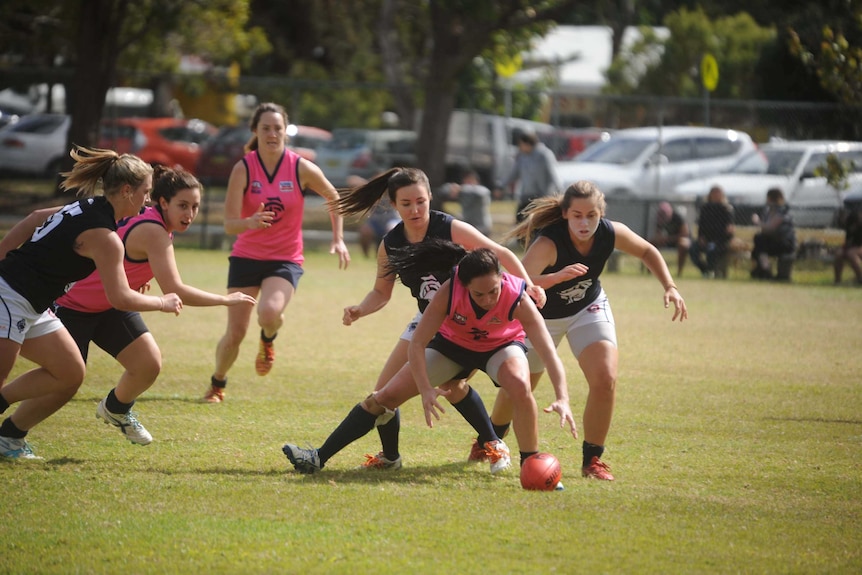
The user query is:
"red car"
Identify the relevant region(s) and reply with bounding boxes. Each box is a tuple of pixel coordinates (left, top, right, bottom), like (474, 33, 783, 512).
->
(196, 124, 332, 185)
(98, 117, 218, 174)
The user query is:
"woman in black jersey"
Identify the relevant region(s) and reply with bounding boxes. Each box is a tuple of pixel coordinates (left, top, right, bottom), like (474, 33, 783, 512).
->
(316, 167, 545, 474)
(0, 146, 183, 459)
(472, 181, 687, 481)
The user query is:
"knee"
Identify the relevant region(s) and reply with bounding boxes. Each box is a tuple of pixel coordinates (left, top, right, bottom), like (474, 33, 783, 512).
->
(588, 373, 617, 400)
(360, 392, 387, 416)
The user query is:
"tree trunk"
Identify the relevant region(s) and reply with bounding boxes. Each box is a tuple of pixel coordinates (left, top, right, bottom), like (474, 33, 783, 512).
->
(56, 0, 127, 195)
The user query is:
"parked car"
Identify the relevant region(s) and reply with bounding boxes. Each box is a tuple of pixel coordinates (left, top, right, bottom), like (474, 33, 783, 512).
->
(673, 140, 862, 228)
(196, 124, 332, 186)
(555, 126, 756, 198)
(539, 127, 612, 161)
(98, 117, 218, 174)
(316, 128, 417, 188)
(0, 113, 70, 177)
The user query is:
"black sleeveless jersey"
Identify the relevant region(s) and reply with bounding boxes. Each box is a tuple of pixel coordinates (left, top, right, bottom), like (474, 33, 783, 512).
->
(0, 196, 117, 311)
(537, 218, 616, 319)
(383, 210, 454, 313)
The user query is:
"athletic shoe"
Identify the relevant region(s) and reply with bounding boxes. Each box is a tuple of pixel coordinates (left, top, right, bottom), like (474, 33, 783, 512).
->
(582, 456, 614, 481)
(467, 438, 489, 462)
(361, 452, 402, 470)
(282, 443, 321, 474)
(484, 439, 511, 474)
(96, 400, 152, 446)
(255, 338, 275, 375)
(0, 435, 43, 460)
(202, 385, 225, 403)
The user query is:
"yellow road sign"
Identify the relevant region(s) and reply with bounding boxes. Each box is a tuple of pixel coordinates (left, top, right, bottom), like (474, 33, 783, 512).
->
(701, 53, 719, 92)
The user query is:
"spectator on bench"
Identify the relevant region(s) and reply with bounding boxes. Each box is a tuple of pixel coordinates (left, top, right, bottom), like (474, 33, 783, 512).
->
(750, 188, 797, 280)
(690, 185, 734, 278)
(649, 201, 691, 277)
(834, 199, 862, 285)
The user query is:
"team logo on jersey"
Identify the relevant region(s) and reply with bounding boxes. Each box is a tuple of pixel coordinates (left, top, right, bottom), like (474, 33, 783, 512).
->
(587, 304, 601, 313)
(262, 196, 286, 224)
(469, 327, 489, 340)
(16, 318, 26, 333)
(453, 313, 467, 325)
(419, 274, 442, 302)
(559, 279, 592, 304)
(250, 181, 263, 194)
(279, 181, 294, 193)
(488, 316, 502, 324)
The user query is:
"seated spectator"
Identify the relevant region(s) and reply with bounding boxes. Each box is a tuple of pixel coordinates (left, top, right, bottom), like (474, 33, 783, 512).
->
(649, 201, 691, 276)
(689, 185, 734, 278)
(834, 199, 862, 285)
(350, 174, 401, 258)
(750, 187, 797, 280)
(442, 168, 493, 236)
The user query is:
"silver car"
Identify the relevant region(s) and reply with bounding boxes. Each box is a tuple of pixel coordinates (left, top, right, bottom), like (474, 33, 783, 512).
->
(556, 126, 756, 197)
(673, 140, 862, 227)
(0, 113, 70, 177)
(316, 129, 417, 188)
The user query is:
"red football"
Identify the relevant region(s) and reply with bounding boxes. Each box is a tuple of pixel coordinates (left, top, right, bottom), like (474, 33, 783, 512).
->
(520, 453, 562, 491)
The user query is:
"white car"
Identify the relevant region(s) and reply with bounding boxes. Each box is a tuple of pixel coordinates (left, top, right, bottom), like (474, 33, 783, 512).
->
(0, 113, 70, 177)
(556, 126, 756, 198)
(673, 140, 862, 228)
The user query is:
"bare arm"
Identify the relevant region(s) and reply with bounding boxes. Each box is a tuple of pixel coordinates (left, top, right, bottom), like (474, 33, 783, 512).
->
(450, 220, 546, 307)
(343, 240, 395, 325)
(222, 161, 275, 235)
(407, 280, 452, 427)
(0, 207, 61, 259)
(299, 158, 350, 269)
(76, 228, 182, 314)
(513, 294, 577, 438)
(129, 223, 255, 308)
(521, 236, 589, 290)
(613, 221, 687, 322)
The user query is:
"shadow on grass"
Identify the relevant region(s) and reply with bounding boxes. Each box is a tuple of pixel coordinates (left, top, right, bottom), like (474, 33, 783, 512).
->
(763, 416, 862, 425)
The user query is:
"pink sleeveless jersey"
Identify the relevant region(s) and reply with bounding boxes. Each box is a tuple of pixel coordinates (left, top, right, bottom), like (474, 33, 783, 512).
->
(56, 206, 170, 313)
(438, 271, 526, 352)
(230, 149, 305, 264)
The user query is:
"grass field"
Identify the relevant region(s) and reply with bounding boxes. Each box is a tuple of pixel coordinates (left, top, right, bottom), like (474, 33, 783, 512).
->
(2, 246, 861, 574)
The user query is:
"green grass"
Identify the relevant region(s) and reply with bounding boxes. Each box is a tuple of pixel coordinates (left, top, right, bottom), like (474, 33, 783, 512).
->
(2, 247, 862, 574)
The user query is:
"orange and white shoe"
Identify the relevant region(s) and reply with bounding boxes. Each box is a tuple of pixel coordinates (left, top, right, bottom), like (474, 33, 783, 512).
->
(483, 440, 511, 474)
(202, 385, 225, 403)
(467, 438, 489, 462)
(361, 452, 402, 470)
(582, 456, 614, 481)
(255, 338, 275, 376)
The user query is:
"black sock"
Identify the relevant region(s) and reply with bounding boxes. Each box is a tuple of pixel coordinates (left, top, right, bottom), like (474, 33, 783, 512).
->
(0, 392, 8, 414)
(492, 422, 511, 440)
(260, 330, 277, 343)
(375, 408, 401, 461)
(318, 404, 377, 465)
(0, 417, 27, 439)
(583, 441, 605, 468)
(211, 376, 227, 389)
(519, 450, 538, 466)
(105, 388, 134, 414)
(452, 386, 497, 445)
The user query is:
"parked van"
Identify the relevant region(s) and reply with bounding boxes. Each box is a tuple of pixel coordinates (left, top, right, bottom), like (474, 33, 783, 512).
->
(416, 109, 556, 187)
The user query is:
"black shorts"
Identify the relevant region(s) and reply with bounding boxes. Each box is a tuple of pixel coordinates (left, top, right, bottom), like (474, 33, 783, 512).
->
(427, 333, 527, 386)
(227, 257, 304, 289)
(54, 306, 149, 362)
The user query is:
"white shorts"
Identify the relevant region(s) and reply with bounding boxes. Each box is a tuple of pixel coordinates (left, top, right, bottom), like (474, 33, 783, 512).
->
(526, 290, 617, 373)
(424, 343, 527, 387)
(398, 311, 423, 341)
(0, 277, 65, 345)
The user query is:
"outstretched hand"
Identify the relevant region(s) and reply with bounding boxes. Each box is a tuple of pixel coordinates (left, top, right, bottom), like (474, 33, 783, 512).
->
(420, 387, 450, 428)
(544, 400, 578, 439)
(663, 287, 688, 322)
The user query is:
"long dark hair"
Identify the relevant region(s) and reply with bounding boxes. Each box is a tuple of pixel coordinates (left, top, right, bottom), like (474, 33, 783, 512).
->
(384, 238, 500, 286)
(337, 167, 430, 219)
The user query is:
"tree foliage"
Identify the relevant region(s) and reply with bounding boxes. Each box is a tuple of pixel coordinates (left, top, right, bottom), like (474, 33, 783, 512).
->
(604, 7, 774, 99)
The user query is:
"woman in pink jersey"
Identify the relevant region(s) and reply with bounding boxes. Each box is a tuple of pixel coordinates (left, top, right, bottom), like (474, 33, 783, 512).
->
(282, 242, 576, 487)
(204, 102, 350, 402)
